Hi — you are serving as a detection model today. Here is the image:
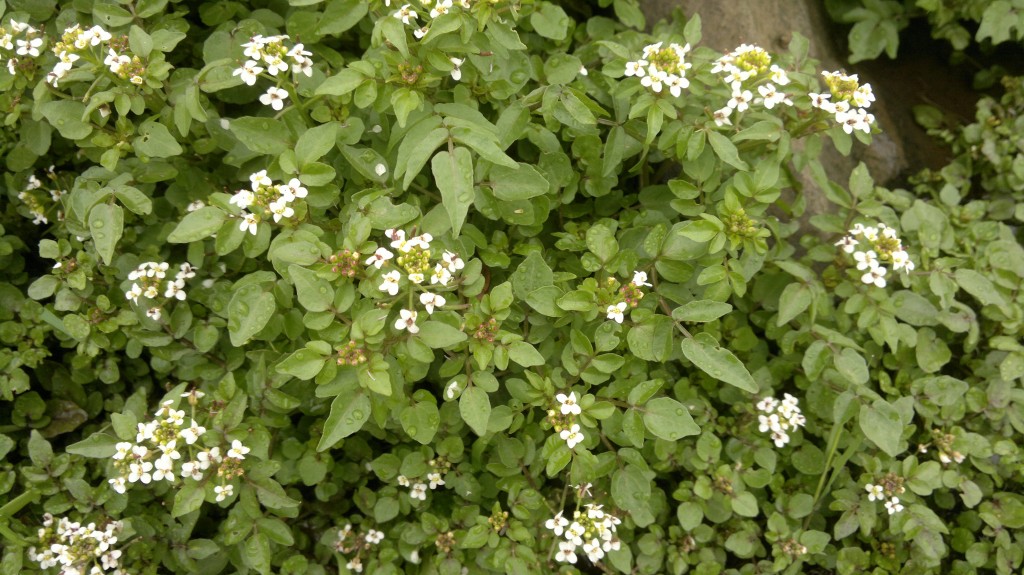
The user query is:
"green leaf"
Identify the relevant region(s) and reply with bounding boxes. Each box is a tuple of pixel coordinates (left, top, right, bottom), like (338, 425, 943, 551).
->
(172, 481, 206, 517)
(508, 341, 544, 367)
(66, 432, 119, 458)
(707, 131, 749, 171)
(510, 251, 553, 300)
(672, 300, 732, 323)
(230, 117, 291, 155)
(417, 321, 467, 348)
(316, 0, 368, 35)
(627, 315, 674, 362)
(490, 162, 549, 201)
(243, 532, 272, 574)
(227, 285, 276, 347)
(251, 476, 301, 509)
(40, 101, 92, 141)
(318, 392, 370, 451)
(777, 283, 811, 326)
(530, 2, 569, 40)
(315, 68, 364, 96)
(834, 348, 868, 385)
(276, 348, 327, 381)
(289, 265, 334, 312)
(294, 123, 338, 166)
(586, 224, 618, 262)
(167, 207, 227, 243)
(28, 431, 52, 467)
(400, 401, 440, 445)
(432, 147, 474, 237)
(642, 397, 700, 441)
(134, 121, 183, 158)
(612, 465, 653, 525)
(680, 333, 758, 393)
(88, 203, 123, 265)
(859, 399, 903, 457)
(113, 186, 152, 215)
(460, 386, 491, 436)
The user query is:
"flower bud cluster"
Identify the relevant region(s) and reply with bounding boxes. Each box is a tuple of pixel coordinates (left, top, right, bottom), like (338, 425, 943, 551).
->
(107, 391, 250, 505)
(834, 222, 914, 289)
(624, 41, 692, 97)
(334, 523, 385, 574)
(17, 171, 65, 225)
(29, 514, 124, 575)
(810, 71, 876, 134)
(931, 428, 966, 465)
(328, 249, 362, 277)
(229, 170, 307, 235)
(755, 394, 806, 447)
(337, 340, 369, 366)
(369, 228, 464, 336)
(545, 504, 622, 564)
(710, 44, 792, 127)
(2, 19, 43, 77)
(605, 270, 651, 324)
(124, 262, 196, 321)
(865, 472, 906, 515)
(397, 456, 449, 501)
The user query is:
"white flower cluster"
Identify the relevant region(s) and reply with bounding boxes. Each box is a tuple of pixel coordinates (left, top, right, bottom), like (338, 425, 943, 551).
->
(551, 391, 585, 449)
(810, 71, 876, 135)
(108, 391, 250, 503)
(124, 262, 196, 320)
(755, 394, 806, 447)
(17, 171, 65, 225)
(623, 41, 691, 97)
(709, 44, 792, 127)
(605, 270, 651, 324)
(229, 170, 307, 235)
(2, 19, 43, 76)
(834, 222, 914, 289)
(48, 24, 146, 87)
(865, 484, 904, 515)
(234, 34, 313, 110)
(334, 523, 385, 574)
(29, 514, 125, 575)
(390, 0, 473, 42)
(397, 471, 444, 501)
(369, 228, 464, 335)
(545, 504, 622, 564)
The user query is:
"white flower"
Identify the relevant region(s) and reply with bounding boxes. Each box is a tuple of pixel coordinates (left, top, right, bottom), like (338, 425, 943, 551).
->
(375, 163, 387, 177)
(108, 477, 127, 494)
(16, 37, 42, 57)
(264, 55, 289, 76)
(853, 250, 877, 271)
(407, 272, 425, 285)
(447, 57, 465, 81)
(865, 483, 885, 502)
(632, 270, 652, 287)
(259, 86, 289, 111)
(556, 391, 581, 416)
(579, 65, 588, 76)
(393, 4, 418, 25)
(606, 302, 627, 324)
(861, 265, 887, 288)
(640, 69, 667, 93)
(385, 228, 407, 250)
(770, 64, 790, 85)
(268, 198, 294, 222)
(214, 484, 234, 502)
(427, 472, 444, 489)
(379, 270, 401, 295)
(395, 308, 419, 334)
(442, 250, 465, 272)
(410, 483, 427, 500)
(667, 74, 688, 97)
(397, 475, 410, 487)
(227, 439, 250, 460)
(419, 292, 446, 314)
(431, 264, 453, 286)
(583, 539, 605, 562)
(128, 461, 153, 484)
(180, 421, 206, 444)
(809, 92, 834, 113)
(712, 106, 733, 127)
(232, 60, 263, 86)
(146, 307, 162, 321)
(445, 380, 460, 399)
(239, 213, 259, 235)
(407, 233, 433, 250)
(365, 247, 394, 269)
(834, 236, 858, 253)
(164, 279, 187, 300)
(757, 83, 789, 109)
(756, 396, 778, 413)
(545, 512, 568, 536)
(365, 529, 384, 544)
(836, 107, 873, 134)
(623, 60, 646, 77)
(728, 87, 753, 112)
(555, 541, 578, 563)
(770, 430, 790, 447)
(429, 0, 453, 18)
(152, 455, 176, 482)
(891, 250, 914, 272)
(248, 170, 274, 191)
(281, 178, 307, 200)
(560, 423, 584, 449)
(884, 496, 904, 515)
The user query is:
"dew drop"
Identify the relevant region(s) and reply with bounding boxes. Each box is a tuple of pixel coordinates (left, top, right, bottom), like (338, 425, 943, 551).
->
(407, 426, 418, 436)
(351, 409, 364, 420)
(92, 220, 105, 229)
(675, 408, 685, 416)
